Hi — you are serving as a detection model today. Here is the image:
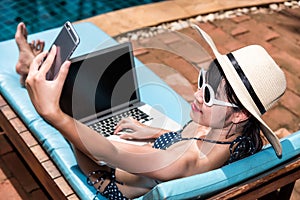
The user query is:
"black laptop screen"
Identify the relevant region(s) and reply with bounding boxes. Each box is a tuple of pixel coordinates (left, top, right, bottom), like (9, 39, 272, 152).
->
(60, 43, 138, 121)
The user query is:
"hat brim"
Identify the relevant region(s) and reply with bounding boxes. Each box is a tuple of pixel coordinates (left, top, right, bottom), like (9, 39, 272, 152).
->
(191, 24, 282, 157)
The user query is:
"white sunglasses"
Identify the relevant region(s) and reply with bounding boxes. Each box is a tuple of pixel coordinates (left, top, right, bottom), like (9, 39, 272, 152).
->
(198, 69, 238, 108)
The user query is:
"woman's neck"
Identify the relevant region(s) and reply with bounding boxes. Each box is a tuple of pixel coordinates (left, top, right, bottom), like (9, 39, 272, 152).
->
(182, 120, 246, 141)
(207, 121, 246, 140)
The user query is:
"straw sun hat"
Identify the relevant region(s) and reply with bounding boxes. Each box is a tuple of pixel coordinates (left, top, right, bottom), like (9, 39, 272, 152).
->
(191, 24, 286, 157)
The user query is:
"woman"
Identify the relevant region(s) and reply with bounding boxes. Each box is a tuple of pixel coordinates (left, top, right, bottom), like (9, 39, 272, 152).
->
(16, 22, 286, 199)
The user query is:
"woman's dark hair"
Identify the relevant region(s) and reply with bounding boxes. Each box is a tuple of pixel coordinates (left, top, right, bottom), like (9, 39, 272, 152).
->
(207, 59, 263, 163)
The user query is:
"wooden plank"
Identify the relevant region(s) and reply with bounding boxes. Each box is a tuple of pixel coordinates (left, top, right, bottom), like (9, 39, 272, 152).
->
(68, 194, 80, 200)
(207, 156, 300, 199)
(54, 177, 75, 197)
(0, 96, 76, 199)
(1, 105, 17, 120)
(1, 92, 299, 200)
(9, 117, 27, 134)
(20, 131, 39, 147)
(0, 112, 66, 199)
(0, 95, 7, 107)
(42, 160, 61, 179)
(31, 145, 49, 163)
(236, 170, 300, 199)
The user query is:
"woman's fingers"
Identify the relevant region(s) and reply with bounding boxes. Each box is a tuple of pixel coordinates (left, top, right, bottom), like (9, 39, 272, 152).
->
(115, 123, 136, 133)
(114, 122, 130, 134)
(115, 117, 131, 129)
(28, 51, 48, 73)
(114, 117, 138, 134)
(39, 45, 57, 76)
(56, 60, 71, 86)
(119, 133, 134, 140)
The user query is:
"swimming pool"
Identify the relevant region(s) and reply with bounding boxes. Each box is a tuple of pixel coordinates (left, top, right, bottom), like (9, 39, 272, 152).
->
(0, 0, 163, 42)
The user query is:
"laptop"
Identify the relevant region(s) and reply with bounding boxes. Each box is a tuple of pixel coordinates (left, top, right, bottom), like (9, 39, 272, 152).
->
(60, 42, 181, 145)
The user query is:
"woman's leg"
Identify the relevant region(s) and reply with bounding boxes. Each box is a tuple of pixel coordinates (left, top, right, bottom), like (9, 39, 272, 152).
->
(15, 22, 44, 86)
(73, 145, 111, 175)
(73, 146, 153, 198)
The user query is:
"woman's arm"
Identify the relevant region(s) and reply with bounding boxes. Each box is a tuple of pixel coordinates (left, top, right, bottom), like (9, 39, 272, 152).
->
(25, 46, 199, 179)
(40, 107, 196, 179)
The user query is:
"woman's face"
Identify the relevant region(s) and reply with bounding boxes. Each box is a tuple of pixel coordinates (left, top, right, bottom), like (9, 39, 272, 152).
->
(190, 74, 235, 129)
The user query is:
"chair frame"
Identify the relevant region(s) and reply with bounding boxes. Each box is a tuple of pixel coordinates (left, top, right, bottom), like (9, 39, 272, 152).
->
(0, 93, 299, 200)
(0, 94, 79, 199)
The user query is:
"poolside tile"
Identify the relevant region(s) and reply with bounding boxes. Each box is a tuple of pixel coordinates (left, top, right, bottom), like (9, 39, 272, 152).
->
(262, 106, 299, 132)
(0, 135, 13, 156)
(284, 69, 300, 96)
(155, 32, 181, 45)
(230, 26, 249, 37)
(2, 152, 40, 193)
(280, 90, 300, 117)
(162, 56, 198, 84)
(0, 179, 22, 200)
(230, 15, 251, 23)
(272, 51, 300, 78)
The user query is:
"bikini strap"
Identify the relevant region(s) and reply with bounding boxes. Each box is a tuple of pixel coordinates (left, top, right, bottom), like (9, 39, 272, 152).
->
(87, 168, 124, 186)
(87, 168, 126, 200)
(181, 137, 233, 145)
(177, 120, 193, 133)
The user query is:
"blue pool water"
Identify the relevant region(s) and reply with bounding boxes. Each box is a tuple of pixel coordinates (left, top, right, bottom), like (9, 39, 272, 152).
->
(0, 0, 163, 42)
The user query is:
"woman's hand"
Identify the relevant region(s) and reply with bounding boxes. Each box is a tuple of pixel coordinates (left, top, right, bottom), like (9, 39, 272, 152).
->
(114, 117, 168, 140)
(25, 45, 70, 123)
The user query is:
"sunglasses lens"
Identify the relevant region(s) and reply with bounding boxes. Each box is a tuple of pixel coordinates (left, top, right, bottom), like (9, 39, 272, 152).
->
(204, 86, 211, 104)
(198, 70, 205, 89)
(198, 74, 203, 89)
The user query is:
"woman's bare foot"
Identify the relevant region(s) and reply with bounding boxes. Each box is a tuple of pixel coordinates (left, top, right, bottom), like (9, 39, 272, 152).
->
(15, 22, 36, 86)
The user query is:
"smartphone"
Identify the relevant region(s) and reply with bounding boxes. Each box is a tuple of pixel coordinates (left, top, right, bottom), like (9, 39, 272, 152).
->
(46, 21, 80, 80)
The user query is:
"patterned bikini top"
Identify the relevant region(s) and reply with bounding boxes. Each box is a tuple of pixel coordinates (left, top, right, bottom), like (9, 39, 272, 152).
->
(152, 131, 233, 150)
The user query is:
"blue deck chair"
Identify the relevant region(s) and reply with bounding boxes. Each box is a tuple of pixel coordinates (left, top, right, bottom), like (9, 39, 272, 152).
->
(0, 22, 299, 200)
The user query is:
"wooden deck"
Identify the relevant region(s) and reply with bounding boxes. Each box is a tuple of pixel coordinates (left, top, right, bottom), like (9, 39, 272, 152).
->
(0, 92, 299, 199)
(0, 95, 78, 199)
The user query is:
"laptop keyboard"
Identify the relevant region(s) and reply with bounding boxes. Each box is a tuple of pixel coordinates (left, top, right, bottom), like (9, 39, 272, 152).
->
(88, 107, 152, 137)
